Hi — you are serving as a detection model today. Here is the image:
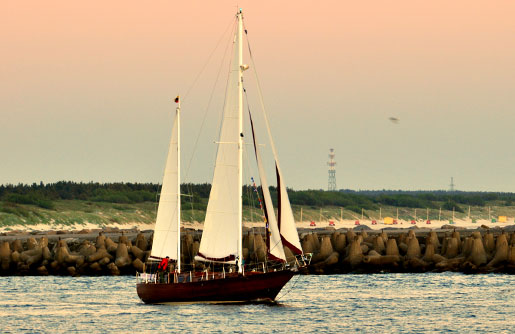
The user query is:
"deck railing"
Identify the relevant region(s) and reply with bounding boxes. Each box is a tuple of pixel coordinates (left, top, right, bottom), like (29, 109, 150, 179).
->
(136, 254, 311, 285)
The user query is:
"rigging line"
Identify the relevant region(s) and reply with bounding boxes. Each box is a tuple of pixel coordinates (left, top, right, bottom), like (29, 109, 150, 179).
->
(243, 25, 283, 168)
(153, 185, 159, 220)
(181, 20, 236, 186)
(246, 183, 257, 223)
(188, 184, 194, 223)
(243, 145, 253, 207)
(242, 22, 252, 57)
(276, 272, 302, 302)
(183, 19, 235, 223)
(245, 26, 300, 256)
(243, 85, 283, 257)
(243, 86, 264, 263)
(244, 156, 258, 225)
(243, 86, 267, 222)
(210, 20, 238, 169)
(243, 86, 264, 220)
(241, 89, 254, 204)
(153, 21, 235, 232)
(201, 20, 241, 239)
(243, 138, 261, 225)
(182, 16, 236, 102)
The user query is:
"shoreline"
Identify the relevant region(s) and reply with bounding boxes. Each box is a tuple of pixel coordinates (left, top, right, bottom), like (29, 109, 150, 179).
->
(1, 218, 513, 235)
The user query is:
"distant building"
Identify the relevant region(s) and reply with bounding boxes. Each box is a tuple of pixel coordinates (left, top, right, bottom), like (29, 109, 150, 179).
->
(328, 148, 336, 191)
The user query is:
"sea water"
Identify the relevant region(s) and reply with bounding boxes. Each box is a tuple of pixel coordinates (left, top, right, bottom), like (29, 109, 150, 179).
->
(1, 273, 513, 333)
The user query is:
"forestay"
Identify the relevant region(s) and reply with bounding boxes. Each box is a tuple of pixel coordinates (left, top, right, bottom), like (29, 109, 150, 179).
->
(247, 36, 303, 256)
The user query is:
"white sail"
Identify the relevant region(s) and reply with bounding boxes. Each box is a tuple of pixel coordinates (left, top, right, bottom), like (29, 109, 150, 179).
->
(275, 163, 303, 255)
(249, 113, 286, 262)
(197, 16, 242, 263)
(248, 41, 302, 255)
(150, 107, 180, 261)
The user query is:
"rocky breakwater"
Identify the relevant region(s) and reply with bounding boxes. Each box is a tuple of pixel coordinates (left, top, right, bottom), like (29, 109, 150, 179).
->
(0, 232, 153, 276)
(303, 228, 515, 274)
(2, 227, 515, 276)
(0, 229, 265, 276)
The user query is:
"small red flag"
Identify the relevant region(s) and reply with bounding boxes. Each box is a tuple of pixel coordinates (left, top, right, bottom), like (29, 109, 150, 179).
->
(174, 96, 180, 103)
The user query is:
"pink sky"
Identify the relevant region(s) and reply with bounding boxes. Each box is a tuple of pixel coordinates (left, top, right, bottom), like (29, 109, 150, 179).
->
(1, 1, 515, 190)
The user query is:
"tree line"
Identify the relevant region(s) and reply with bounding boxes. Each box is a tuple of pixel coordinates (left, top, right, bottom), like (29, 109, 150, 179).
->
(1, 181, 514, 213)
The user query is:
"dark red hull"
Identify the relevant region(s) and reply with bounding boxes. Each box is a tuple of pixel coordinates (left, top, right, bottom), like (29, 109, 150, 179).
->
(136, 270, 296, 304)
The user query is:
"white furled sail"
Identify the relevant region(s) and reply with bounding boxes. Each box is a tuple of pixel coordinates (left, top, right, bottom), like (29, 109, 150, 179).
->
(197, 15, 243, 264)
(249, 112, 286, 262)
(150, 104, 181, 263)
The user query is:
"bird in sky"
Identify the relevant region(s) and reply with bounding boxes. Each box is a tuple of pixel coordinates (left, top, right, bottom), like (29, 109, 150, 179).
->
(389, 117, 399, 124)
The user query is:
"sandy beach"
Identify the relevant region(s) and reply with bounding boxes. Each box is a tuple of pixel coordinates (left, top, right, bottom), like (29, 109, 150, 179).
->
(1, 217, 513, 235)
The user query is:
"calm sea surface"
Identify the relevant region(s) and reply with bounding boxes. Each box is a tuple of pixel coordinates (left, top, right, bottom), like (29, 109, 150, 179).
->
(1, 273, 513, 333)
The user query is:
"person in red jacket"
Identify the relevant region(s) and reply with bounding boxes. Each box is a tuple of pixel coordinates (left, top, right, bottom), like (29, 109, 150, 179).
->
(157, 256, 170, 282)
(158, 256, 169, 272)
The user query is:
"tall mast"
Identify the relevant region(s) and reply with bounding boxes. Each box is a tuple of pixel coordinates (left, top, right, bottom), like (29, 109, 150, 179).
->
(176, 98, 181, 273)
(237, 9, 244, 273)
(150, 96, 181, 263)
(196, 9, 247, 266)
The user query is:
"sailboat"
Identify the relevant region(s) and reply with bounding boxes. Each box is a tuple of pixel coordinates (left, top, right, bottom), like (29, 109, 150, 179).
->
(136, 9, 308, 304)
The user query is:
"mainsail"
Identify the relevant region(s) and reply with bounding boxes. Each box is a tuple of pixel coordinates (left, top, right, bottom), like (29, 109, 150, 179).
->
(150, 106, 180, 262)
(197, 10, 298, 266)
(197, 16, 242, 263)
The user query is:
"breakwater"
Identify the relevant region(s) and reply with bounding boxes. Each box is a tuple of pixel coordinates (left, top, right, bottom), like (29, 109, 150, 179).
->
(302, 227, 515, 274)
(1, 226, 514, 276)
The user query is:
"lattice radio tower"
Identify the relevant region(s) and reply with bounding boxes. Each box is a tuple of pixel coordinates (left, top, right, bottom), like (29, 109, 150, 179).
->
(328, 148, 337, 191)
(449, 177, 455, 192)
